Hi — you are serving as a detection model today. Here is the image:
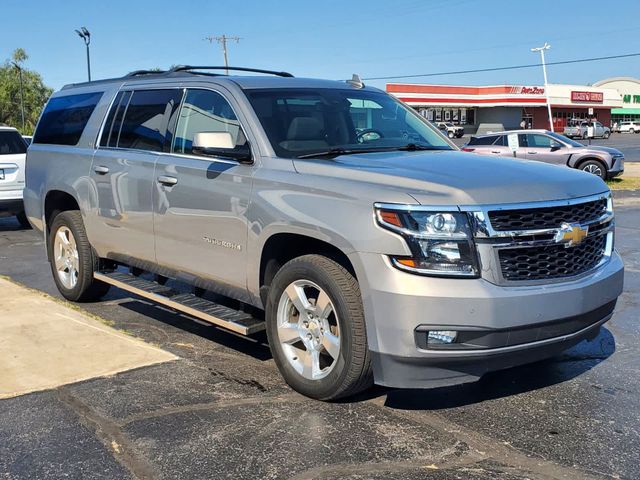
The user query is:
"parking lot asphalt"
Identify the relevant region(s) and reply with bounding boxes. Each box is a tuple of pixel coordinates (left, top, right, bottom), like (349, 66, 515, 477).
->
(1, 206, 639, 480)
(452, 133, 640, 162)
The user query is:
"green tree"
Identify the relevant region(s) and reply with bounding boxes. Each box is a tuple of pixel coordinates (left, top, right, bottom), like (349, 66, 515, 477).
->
(0, 48, 53, 135)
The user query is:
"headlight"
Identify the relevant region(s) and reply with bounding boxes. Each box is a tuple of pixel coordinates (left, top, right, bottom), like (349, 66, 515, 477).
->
(375, 205, 479, 277)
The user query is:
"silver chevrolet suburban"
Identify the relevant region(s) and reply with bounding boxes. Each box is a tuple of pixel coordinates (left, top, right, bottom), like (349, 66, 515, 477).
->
(24, 66, 624, 400)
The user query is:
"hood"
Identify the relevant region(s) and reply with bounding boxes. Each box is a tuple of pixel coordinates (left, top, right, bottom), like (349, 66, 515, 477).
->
(293, 150, 608, 206)
(581, 146, 623, 156)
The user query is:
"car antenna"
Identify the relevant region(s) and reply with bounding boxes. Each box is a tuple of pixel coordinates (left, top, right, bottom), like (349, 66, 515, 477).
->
(347, 73, 364, 89)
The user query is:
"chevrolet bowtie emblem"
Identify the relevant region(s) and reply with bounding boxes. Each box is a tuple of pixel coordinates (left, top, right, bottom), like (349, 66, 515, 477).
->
(554, 222, 589, 247)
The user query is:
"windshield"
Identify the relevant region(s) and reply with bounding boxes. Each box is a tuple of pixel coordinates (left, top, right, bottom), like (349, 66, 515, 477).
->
(244, 88, 452, 158)
(547, 131, 584, 147)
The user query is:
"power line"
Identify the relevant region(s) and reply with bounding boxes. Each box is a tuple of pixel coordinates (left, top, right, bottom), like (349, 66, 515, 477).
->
(358, 52, 640, 81)
(204, 35, 242, 75)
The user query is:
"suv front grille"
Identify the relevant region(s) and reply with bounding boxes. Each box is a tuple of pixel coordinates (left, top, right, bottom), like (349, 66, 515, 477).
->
(498, 234, 607, 281)
(488, 199, 607, 231)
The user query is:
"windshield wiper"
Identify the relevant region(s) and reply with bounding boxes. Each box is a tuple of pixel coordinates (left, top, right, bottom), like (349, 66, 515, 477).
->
(296, 144, 448, 159)
(394, 143, 447, 151)
(297, 147, 390, 159)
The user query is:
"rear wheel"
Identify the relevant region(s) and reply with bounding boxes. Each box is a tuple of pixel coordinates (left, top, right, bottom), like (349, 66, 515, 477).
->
(265, 255, 372, 400)
(631, 128, 636, 134)
(579, 159, 607, 180)
(48, 210, 110, 302)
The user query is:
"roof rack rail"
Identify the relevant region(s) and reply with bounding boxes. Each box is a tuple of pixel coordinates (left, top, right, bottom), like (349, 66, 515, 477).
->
(169, 65, 294, 78)
(125, 69, 167, 77)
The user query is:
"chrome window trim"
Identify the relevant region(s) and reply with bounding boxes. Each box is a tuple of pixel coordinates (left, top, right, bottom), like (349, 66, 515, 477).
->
(94, 85, 254, 165)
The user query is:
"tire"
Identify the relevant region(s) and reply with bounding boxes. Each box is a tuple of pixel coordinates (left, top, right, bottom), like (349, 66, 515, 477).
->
(603, 131, 610, 139)
(265, 254, 372, 401)
(582, 132, 588, 139)
(631, 128, 636, 134)
(15, 210, 32, 229)
(578, 159, 607, 180)
(448, 131, 454, 139)
(48, 210, 110, 302)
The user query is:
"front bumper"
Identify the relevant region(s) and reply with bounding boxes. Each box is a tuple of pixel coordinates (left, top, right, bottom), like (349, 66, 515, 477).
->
(609, 157, 624, 177)
(350, 250, 624, 389)
(0, 191, 24, 215)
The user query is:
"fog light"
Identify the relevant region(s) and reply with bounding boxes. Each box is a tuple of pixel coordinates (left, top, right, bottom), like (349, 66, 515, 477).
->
(427, 330, 458, 344)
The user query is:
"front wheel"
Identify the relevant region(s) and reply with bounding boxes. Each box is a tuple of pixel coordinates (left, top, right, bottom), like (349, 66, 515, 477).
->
(448, 131, 454, 139)
(265, 255, 372, 401)
(48, 210, 110, 302)
(603, 131, 610, 139)
(579, 160, 607, 180)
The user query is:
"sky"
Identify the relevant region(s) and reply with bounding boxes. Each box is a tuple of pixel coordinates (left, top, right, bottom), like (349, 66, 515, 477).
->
(2, 0, 640, 91)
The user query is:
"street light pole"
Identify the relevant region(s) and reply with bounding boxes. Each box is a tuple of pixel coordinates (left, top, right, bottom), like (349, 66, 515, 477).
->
(531, 42, 554, 132)
(75, 27, 92, 81)
(11, 61, 25, 132)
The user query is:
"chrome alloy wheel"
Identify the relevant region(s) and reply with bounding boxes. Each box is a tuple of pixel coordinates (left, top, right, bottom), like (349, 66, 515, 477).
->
(53, 226, 79, 289)
(276, 280, 341, 380)
(583, 164, 604, 177)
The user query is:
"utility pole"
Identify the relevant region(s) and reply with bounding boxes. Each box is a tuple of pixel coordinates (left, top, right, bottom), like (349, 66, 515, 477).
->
(75, 27, 92, 81)
(205, 35, 242, 74)
(11, 61, 25, 132)
(531, 42, 554, 132)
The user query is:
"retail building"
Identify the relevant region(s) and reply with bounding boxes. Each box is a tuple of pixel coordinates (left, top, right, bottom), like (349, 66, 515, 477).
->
(386, 83, 622, 134)
(594, 77, 640, 124)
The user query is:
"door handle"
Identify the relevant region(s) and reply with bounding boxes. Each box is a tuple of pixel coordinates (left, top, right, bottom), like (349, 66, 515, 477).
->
(157, 175, 178, 186)
(527, 151, 537, 154)
(490, 150, 501, 154)
(93, 165, 109, 175)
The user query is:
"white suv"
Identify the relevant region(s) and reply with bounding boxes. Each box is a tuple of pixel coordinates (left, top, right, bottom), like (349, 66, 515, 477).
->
(0, 126, 30, 228)
(617, 121, 640, 134)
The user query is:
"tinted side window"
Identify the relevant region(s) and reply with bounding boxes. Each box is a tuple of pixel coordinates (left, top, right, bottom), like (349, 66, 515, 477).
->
(527, 134, 553, 148)
(517, 134, 528, 147)
(468, 135, 499, 146)
(173, 89, 245, 155)
(0, 131, 27, 155)
(33, 92, 103, 145)
(117, 89, 183, 152)
(100, 91, 128, 147)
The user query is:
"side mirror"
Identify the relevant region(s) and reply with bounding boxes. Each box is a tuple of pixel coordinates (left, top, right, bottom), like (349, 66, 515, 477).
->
(192, 132, 252, 164)
(550, 144, 561, 152)
(193, 132, 234, 149)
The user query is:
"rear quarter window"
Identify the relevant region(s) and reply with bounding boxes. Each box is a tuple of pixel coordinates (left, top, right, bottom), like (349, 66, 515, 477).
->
(0, 131, 27, 155)
(33, 92, 103, 145)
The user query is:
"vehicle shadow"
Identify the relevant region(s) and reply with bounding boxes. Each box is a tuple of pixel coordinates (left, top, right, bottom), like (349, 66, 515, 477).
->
(114, 296, 273, 361)
(0, 217, 29, 232)
(372, 327, 616, 410)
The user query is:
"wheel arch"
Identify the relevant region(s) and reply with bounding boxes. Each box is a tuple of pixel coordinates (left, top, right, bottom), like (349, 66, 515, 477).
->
(44, 189, 81, 233)
(574, 156, 608, 171)
(255, 230, 357, 307)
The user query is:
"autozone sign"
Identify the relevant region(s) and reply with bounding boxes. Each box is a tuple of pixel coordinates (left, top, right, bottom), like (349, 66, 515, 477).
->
(571, 91, 604, 103)
(517, 86, 545, 95)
